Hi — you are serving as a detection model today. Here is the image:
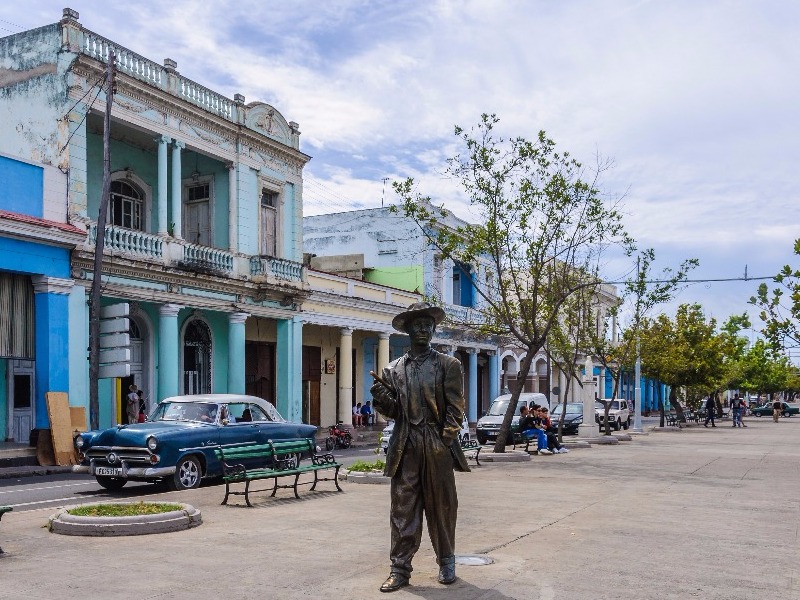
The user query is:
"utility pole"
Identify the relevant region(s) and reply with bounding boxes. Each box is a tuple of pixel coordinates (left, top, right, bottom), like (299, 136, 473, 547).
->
(88, 51, 116, 430)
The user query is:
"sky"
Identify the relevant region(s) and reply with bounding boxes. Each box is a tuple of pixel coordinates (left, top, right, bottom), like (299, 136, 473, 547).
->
(2, 1, 798, 355)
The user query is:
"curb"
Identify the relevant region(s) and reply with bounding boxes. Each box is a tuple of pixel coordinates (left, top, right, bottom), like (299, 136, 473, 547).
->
(49, 502, 202, 536)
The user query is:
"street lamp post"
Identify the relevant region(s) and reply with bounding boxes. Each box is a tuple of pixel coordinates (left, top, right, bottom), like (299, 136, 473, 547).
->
(633, 338, 643, 433)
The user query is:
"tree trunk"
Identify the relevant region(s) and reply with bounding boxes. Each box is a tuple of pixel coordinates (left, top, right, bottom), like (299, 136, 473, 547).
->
(492, 349, 536, 453)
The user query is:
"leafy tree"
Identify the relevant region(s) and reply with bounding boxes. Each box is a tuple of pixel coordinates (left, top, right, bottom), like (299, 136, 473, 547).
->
(394, 114, 632, 452)
(587, 249, 697, 431)
(734, 339, 793, 398)
(750, 238, 800, 351)
(638, 304, 727, 422)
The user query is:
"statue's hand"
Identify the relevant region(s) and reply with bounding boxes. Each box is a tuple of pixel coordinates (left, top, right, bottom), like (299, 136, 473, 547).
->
(370, 381, 396, 411)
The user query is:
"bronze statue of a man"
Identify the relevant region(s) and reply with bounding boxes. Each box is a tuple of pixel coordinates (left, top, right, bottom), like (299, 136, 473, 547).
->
(370, 302, 470, 593)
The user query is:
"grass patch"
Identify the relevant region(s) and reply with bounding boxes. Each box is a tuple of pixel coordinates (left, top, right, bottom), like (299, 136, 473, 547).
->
(347, 458, 386, 473)
(67, 501, 183, 517)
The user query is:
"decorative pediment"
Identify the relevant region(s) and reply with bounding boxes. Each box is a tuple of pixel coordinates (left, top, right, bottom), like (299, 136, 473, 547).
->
(245, 102, 290, 144)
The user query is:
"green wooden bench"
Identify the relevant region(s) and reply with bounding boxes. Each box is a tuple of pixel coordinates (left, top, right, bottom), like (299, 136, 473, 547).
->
(214, 439, 342, 507)
(666, 413, 682, 428)
(460, 438, 482, 466)
(0, 506, 12, 554)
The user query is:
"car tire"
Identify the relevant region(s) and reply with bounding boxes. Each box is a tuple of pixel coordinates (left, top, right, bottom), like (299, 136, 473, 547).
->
(755, 413, 762, 417)
(167, 456, 202, 491)
(614, 419, 621, 431)
(622, 420, 629, 430)
(476, 432, 487, 445)
(783, 411, 790, 418)
(96, 476, 127, 491)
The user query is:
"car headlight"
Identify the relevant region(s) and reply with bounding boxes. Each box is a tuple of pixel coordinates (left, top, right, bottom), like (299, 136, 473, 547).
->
(146, 436, 158, 451)
(75, 436, 85, 450)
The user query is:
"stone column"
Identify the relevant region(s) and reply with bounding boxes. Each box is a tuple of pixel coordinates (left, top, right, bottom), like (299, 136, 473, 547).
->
(156, 135, 171, 235)
(338, 328, 354, 430)
(375, 332, 390, 424)
(227, 312, 249, 394)
(228, 163, 238, 252)
(488, 350, 500, 406)
(31, 276, 72, 429)
(276, 318, 300, 422)
(598, 367, 606, 401)
(171, 140, 184, 239)
(158, 304, 182, 400)
(467, 348, 478, 424)
(579, 357, 599, 439)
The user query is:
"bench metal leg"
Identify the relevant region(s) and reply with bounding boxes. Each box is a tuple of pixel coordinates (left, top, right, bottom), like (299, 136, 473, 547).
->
(333, 465, 342, 492)
(474, 448, 481, 466)
(311, 469, 319, 492)
(221, 481, 231, 505)
(244, 480, 255, 508)
(292, 473, 300, 499)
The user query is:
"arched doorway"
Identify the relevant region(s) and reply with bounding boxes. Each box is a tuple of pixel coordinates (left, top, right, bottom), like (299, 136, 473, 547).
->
(183, 319, 212, 395)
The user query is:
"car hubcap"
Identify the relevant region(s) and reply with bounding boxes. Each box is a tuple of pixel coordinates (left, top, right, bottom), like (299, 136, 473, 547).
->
(179, 461, 199, 488)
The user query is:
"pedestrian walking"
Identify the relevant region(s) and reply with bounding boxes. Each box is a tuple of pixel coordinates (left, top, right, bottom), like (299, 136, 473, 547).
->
(730, 394, 747, 428)
(704, 395, 716, 427)
(773, 396, 782, 422)
(126, 384, 139, 425)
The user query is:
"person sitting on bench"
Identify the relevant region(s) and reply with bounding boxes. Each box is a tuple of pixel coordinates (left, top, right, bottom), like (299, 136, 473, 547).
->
(519, 405, 552, 455)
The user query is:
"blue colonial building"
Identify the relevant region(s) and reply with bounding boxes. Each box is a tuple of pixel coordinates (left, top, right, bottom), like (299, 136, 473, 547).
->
(0, 153, 84, 442)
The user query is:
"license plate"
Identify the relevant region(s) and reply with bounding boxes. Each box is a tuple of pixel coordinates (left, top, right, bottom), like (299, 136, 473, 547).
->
(95, 467, 123, 477)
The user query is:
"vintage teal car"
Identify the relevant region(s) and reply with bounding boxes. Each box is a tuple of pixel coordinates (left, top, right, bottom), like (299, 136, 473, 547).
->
(750, 401, 799, 418)
(73, 394, 318, 491)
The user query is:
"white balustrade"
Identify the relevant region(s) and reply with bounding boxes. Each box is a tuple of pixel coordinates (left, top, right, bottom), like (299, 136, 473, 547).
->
(89, 224, 163, 259)
(250, 256, 304, 282)
(83, 31, 163, 86)
(182, 244, 234, 272)
(179, 78, 233, 119)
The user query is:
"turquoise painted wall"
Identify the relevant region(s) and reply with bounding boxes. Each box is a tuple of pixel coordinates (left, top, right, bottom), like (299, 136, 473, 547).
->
(238, 167, 259, 255)
(86, 136, 230, 247)
(68, 285, 88, 415)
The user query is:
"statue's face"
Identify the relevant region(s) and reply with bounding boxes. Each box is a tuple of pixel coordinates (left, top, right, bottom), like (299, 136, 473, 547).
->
(407, 316, 435, 346)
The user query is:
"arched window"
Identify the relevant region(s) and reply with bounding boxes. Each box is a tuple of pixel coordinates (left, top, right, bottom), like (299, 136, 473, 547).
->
(110, 179, 144, 230)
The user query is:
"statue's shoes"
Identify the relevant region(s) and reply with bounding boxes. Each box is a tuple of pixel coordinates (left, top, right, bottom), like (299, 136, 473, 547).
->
(438, 563, 457, 585)
(380, 573, 410, 593)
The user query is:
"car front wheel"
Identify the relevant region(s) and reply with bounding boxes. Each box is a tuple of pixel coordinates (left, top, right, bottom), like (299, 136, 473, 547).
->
(783, 411, 791, 418)
(96, 476, 127, 491)
(167, 456, 202, 491)
(755, 413, 762, 417)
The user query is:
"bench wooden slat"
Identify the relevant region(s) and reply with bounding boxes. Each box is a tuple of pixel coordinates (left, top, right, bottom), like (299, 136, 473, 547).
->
(214, 439, 342, 506)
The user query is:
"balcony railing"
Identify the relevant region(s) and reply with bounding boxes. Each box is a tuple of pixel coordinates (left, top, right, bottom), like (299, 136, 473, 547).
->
(81, 29, 236, 120)
(250, 256, 304, 282)
(89, 224, 163, 258)
(182, 244, 234, 273)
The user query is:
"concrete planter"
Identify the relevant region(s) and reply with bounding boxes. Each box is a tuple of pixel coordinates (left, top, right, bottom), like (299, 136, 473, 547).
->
(49, 502, 202, 536)
(342, 470, 390, 484)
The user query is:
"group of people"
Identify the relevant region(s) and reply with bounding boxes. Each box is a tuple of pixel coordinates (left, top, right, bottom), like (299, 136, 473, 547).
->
(518, 404, 569, 455)
(352, 401, 374, 427)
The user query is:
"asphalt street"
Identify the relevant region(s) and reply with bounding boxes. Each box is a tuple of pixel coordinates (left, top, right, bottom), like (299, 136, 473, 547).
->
(1, 416, 798, 600)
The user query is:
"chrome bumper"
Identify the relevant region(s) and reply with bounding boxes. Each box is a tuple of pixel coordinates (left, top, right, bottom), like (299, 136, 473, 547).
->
(72, 461, 176, 478)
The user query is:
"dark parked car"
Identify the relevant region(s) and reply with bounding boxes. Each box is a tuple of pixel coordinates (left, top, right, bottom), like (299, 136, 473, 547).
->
(549, 403, 583, 435)
(750, 402, 799, 418)
(73, 394, 318, 491)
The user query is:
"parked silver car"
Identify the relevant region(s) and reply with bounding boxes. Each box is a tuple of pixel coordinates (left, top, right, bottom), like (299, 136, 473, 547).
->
(380, 416, 470, 453)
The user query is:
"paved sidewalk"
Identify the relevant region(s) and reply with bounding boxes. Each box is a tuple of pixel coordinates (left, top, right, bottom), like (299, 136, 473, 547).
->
(1, 418, 799, 599)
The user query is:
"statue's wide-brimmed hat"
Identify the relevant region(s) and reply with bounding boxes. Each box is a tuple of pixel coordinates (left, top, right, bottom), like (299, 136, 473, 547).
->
(392, 302, 445, 333)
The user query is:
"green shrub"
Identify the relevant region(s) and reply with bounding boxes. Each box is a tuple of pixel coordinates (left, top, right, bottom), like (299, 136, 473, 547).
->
(347, 458, 386, 473)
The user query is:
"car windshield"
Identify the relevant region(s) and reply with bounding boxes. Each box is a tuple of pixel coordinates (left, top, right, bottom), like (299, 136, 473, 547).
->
(151, 401, 220, 423)
(552, 404, 583, 415)
(486, 399, 527, 416)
